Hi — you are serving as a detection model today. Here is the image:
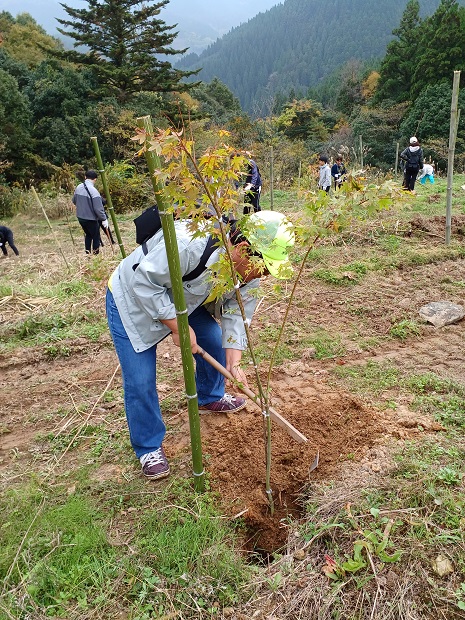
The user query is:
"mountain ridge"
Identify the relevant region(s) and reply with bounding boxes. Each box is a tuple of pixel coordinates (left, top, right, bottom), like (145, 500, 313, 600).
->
(0, 0, 281, 56)
(177, 0, 456, 112)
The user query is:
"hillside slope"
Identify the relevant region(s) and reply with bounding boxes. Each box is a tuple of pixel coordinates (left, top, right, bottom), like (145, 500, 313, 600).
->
(177, 0, 449, 112)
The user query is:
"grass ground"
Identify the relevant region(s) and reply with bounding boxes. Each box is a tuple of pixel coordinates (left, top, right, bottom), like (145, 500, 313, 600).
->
(1, 172, 465, 619)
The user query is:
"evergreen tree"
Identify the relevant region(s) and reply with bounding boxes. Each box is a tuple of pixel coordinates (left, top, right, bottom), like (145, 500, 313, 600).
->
(0, 68, 32, 180)
(369, 0, 422, 104)
(400, 82, 465, 143)
(55, 0, 198, 101)
(411, 0, 465, 98)
(191, 78, 242, 125)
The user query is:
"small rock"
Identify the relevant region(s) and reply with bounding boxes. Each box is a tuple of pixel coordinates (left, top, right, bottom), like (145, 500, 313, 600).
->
(432, 555, 454, 577)
(371, 463, 382, 473)
(302, 347, 317, 361)
(293, 548, 306, 561)
(419, 301, 465, 328)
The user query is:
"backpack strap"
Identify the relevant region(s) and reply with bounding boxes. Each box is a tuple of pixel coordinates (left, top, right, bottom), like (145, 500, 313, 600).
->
(133, 235, 218, 280)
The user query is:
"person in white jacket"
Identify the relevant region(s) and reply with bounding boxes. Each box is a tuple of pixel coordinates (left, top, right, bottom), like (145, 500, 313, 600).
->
(318, 156, 332, 193)
(418, 163, 435, 185)
(72, 170, 109, 254)
(106, 210, 295, 480)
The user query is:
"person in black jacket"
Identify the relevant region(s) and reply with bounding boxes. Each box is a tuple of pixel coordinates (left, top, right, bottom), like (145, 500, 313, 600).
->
(0, 225, 19, 256)
(400, 137, 424, 192)
(233, 154, 262, 214)
(331, 156, 347, 190)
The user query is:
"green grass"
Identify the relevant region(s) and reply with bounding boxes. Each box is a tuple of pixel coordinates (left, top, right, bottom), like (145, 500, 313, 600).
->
(0, 312, 108, 351)
(0, 475, 252, 619)
(302, 327, 346, 359)
(335, 363, 465, 429)
(313, 261, 368, 285)
(1, 486, 117, 618)
(389, 318, 422, 340)
(334, 360, 401, 396)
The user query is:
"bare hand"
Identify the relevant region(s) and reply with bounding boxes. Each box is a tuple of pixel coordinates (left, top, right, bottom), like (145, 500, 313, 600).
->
(225, 348, 249, 389)
(171, 325, 198, 354)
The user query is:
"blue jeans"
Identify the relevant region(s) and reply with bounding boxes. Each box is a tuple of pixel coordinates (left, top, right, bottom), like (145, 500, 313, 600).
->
(106, 289, 225, 458)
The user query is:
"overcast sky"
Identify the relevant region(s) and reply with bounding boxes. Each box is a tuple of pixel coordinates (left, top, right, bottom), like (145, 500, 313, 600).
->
(0, 0, 282, 53)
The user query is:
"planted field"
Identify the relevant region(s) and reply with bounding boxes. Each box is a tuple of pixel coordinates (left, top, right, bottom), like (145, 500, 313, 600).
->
(1, 175, 465, 619)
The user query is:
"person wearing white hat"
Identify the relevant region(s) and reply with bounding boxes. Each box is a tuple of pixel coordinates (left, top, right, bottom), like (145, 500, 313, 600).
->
(400, 137, 424, 192)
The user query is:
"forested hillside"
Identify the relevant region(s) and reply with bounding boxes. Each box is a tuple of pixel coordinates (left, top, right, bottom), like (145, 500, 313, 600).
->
(177, 0, 457, 112)
(1, 0, 465, 211)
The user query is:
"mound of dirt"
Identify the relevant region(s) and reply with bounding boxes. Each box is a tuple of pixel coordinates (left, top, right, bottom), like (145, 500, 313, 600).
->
(409, 214, 465, 237)
(166, 368, 385, 553)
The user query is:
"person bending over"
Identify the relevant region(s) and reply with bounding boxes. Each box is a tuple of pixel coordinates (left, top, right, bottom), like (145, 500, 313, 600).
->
(106, 210, 295, 479)
(0, 225, 19, 256)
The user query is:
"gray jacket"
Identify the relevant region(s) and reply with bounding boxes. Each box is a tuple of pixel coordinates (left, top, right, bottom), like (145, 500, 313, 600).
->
(73, 181, 106, 221)
(319, 163, 331, 189)
(110, 221, 260, 353)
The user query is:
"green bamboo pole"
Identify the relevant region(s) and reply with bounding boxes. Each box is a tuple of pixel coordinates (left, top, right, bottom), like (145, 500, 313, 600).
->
(137, 115, 205, 492)
(90, 137, 126, 258)
(446, 71, 460, 245)
(270, 145, 274, 210)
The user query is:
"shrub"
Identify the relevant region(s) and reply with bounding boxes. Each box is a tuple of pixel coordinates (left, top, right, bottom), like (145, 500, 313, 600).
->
(100, 161, 153, 213)
(0, 184, 31, 218)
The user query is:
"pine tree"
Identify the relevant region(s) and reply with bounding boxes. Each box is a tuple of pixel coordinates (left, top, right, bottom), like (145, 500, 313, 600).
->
(371, 0, 422, 104)
(55, 0, 198, 101)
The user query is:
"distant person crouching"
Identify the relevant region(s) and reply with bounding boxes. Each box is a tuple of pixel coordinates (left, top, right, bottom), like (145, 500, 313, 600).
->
(418, 163, 435, 185)
(0, 225, 19, 256)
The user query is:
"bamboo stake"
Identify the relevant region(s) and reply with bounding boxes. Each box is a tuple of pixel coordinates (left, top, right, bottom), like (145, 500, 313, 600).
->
(270, 145, 274, 210)
(90, 137, 126, 258)
(395, 142, 399, 178)
(197, 346, 308, 443)
(446, 71, 461, 245)
(31, 187, 70, 272)
(64, 208, 76, 246)
(137, 115, 205, 492)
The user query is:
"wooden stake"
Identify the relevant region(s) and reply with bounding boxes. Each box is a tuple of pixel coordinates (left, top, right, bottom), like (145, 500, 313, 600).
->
(446, 70, 461, 245)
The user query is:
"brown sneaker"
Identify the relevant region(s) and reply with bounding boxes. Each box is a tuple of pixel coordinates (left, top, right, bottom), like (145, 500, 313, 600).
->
(140, 447, 170, 479)
(199, 393, 246, 414)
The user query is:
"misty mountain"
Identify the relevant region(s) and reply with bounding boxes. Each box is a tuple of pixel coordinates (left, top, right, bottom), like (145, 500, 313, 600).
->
(176, 0, 453, 113)
(0, 0, 281, 55)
